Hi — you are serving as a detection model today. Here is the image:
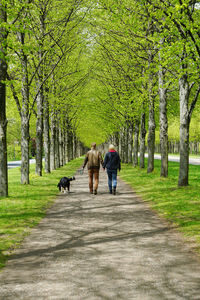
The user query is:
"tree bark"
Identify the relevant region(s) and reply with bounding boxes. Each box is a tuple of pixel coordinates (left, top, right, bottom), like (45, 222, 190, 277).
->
(147, 64, 156, 173)
(43, 95, 50, 173)
(178, 74, 190, 186)
(147, 94, 155, 173)
(55, 122, 60, 169)
(139, 112, 146, 168)
(35, 88, 43, 176)
(50, 111, 56, 170)
(158, 63, 168, 177)
(59, 126, 64, 166)
(19, 32, 30, 184)
(63, 127, 66, 165)
(66, 120, 73, 162)
(0, 3, 8, 196)
(128, 123, 133, 163)
(133, 120, 139, 167)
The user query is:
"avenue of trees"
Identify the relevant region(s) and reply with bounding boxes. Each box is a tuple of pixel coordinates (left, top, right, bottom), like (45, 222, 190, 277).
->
(0, 0, 200, 196)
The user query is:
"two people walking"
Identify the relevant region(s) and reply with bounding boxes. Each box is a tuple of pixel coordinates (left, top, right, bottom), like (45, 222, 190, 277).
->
(82, 143, 121, 195)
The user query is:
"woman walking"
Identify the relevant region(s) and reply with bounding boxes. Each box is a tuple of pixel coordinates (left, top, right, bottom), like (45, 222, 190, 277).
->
(103, 144, 121, 195)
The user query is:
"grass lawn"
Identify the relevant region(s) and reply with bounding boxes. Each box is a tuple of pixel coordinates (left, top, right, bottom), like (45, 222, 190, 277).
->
(120, 159, 200, 255)
(0, 158, 82, 269)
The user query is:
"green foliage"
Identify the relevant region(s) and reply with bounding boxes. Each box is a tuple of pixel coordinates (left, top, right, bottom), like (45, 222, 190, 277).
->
(5, 0, 200, 152)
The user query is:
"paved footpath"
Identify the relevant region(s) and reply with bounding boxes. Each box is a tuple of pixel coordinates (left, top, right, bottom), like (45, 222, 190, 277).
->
(0, 169, 200, 300)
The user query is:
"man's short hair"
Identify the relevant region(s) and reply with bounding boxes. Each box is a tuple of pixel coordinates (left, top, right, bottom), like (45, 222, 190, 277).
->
(91, 142, 96, 148)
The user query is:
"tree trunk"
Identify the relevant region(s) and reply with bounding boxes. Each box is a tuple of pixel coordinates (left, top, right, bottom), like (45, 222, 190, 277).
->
(124, 125, 129, 163)
(43, 95, 50, 173)
(178, 74, 190, 186)
(114, 132, 120, 153)
(55, 122, 60, 169)
(140, 112, 146, 168)
(67, 130, 73, 162)
(63, 127, 66, 165)
(50, 112, 56, 171)
(66, 119, 73, 162)
(133, 120, 139, 167)
(64, 130, 68, 163)
(0, 3, 8, 196)
(35, 89, 43, 176)
(147, 94, 155, 173)
(158, 63, 168, 177)
(147, 56, 156, 173)
(59, 126, 64, 166)
(128, 124, 133, 163)
(19, 33, 30, 184)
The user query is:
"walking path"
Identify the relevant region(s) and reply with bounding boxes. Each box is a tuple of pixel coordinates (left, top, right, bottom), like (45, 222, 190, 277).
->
(0, 169, 200, 300)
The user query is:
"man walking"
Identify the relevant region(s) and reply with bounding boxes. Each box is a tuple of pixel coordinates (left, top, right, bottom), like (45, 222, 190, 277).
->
(82, 142, 103, 195)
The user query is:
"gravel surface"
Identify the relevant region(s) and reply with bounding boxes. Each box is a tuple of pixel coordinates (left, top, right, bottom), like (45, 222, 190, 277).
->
(0, 169, 200, 300)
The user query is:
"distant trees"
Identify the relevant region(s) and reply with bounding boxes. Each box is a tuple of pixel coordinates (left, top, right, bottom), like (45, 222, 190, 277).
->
(84, 0, 200, 186)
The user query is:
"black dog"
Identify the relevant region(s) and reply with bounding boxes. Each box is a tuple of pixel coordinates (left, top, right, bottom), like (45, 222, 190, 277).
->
(57, 176, 75, 193)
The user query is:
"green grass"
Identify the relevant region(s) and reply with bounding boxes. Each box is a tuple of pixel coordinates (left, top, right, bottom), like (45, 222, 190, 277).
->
(0, 158, 82, 269)
(120, 159, 200, 254)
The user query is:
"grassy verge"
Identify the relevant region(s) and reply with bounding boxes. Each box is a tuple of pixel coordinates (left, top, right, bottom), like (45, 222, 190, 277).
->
(0, 158, 82, 269)
(120, 159, 200, 254)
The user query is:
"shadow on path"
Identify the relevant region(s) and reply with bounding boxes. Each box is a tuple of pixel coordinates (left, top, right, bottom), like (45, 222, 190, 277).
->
(0, 169, 200, 300)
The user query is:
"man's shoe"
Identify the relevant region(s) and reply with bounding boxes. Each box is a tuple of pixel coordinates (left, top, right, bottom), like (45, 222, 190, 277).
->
(113, 188, 116, 195)
(90, 191, 93, 194)
(94, 190, 97, 195)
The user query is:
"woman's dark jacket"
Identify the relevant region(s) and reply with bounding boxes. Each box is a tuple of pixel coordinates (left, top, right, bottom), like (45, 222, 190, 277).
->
(103, 151, 121, 171)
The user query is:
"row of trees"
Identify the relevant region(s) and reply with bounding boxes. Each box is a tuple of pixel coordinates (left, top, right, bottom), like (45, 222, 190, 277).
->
(1, 0, 200, 197)
(0, 0, 90, 196)
(83, 0, 200, 186)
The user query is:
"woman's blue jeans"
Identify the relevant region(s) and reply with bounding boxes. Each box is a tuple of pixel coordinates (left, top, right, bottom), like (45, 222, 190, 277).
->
(106, 169, 117, 192)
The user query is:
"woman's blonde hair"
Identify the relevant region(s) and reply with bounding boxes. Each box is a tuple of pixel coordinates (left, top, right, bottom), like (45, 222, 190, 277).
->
(109, 144, 115, 150)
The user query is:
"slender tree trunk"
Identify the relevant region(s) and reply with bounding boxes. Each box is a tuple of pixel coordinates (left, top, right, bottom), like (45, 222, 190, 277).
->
(178, 74, 190, 186)
(140, 112, 146, 168)
(50, 112, 56, 170)
(133, 120, 139, 167)
(147, 72, 156, 173)
(114, 132, 119, 153)
(158, 63, 168, 177)
(128, 124, 133, 163)
(63, 127, 66, 165)
(73, 134, 76, 159)
(65, 130, 68, 163)
(66, 119, 74, 162)
(19, 33, 30, 184)
(0, 3, 8, 196)
(67, 130, 73, 162)
(59, 126, 63, 166)
(43, 95, 50, 173)
(120, 128, 125, 163)
(55, 122, 60, 169)
(125, 125, 129, 163)
(35, 88, 43, 176)
(118, 133, 122, 161)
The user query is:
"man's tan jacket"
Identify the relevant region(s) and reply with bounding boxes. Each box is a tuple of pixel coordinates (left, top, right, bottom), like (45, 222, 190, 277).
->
(82, 149, 103, 170)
